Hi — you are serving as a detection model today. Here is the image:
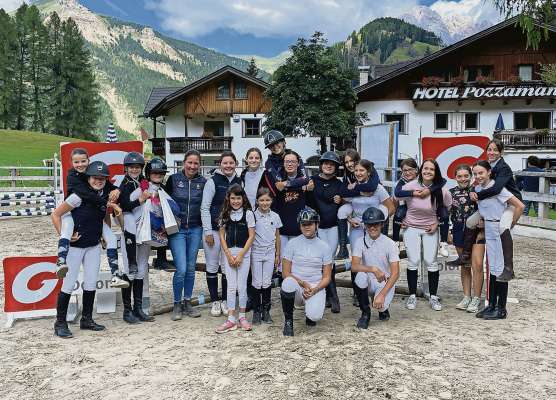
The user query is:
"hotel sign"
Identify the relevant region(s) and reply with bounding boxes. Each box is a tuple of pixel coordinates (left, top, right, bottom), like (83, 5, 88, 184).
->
(413, 86, 556, 100)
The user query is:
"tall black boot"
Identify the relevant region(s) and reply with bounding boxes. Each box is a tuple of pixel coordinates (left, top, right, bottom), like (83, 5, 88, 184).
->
(326, 265, 340, 313)
(121, 276, 139, 324)
(477, 274, 497, 318)
(497, 230, 515, 282)
(447, 227, 478, 266)
(54, 291, 73, 338)
(251, 287, 262, 325)
(335, 219, 349, 259)
(132, 279, 155, 322)
(484, 281, 508, 320)
(221, 272, 228, 303)
(262, 287, 273, 324)
(350, 272, 359, 307)
(280, 289, 295, 336)
(80, 290, 105, 331)
(124, 230, 138, 275)
(246, 270, 254, 312)
(355, 285, 371, 329)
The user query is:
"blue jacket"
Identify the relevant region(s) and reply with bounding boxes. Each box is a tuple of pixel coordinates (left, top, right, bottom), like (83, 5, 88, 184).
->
(307, 174, 343, 229)
(265, 152, 309, 190)
(165, 172, 206, 228)
(517, 166, 544, 193)
(476, 157, 522, 201)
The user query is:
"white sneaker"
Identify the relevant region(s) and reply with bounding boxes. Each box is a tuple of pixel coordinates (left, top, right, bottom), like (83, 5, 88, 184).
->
(220, 300, 229, 315)
(110, 274, 129, 289)
(406, 294, 417, 310)
(438, 242, 449, 257)
(210, 301, 222, 317)
(430, 295, 442, 311)
(455, 296, 471, 310)
(466, 297, 481, 313)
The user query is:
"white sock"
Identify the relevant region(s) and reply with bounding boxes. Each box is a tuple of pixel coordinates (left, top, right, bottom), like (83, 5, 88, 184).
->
(228, 315, 236, 323)
(239, 312, 246, 320)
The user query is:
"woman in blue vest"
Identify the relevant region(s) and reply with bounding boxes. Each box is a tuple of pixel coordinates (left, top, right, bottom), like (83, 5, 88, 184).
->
(51, 161, 116, 338)
(166, 149, 206, 321)
(201, 151, 242, 317)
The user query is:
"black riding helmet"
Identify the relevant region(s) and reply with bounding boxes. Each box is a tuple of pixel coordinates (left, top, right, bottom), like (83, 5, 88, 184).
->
(123, 151, 145, 166)
(319, 151, 341, 166)
(145, 157, 168, 177)
(86, 161, 110, 177)
(297, 206, 320, 224)
(362, 207, 385, 225)
(264, 130, 285, 149)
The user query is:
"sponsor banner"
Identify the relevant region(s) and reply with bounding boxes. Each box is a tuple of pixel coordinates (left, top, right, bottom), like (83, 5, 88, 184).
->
(413, 85, 556, 101)
(60, 141, 143, 195)
(421, 135, 490, 187)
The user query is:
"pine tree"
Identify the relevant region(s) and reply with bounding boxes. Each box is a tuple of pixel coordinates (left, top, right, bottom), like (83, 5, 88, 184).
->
(46, 12, 65, 135)
(0, 9, 18, 129)
(14, 4, 30, 130)
(247, 57, 259, 77)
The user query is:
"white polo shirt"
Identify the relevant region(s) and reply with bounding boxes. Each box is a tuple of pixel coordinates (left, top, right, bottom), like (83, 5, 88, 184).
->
(253, 208, 282, 251)
(476, 181, 513, 221)
(352, 233, 399, 278)
(350, 184, 390, 219)
(283, 235, 332, 284)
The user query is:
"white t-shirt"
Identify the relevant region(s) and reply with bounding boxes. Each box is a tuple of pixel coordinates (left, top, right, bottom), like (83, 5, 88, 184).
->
(243, 169, 264, 209)
(476, 181, 513, 221)
(253, 208, 282, 250)
(352, 233, 400, 278)
(283, 235, 332, 284)
(350, 184, 390, 219)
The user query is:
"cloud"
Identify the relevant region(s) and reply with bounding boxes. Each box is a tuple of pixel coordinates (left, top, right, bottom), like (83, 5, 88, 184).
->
(145, 0, 421, 42)
(0, 0, 26, 12)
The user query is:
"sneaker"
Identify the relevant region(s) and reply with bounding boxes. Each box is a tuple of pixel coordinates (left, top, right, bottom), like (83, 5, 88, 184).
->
(110, 274, 129, 289)
(215, 319, 237, 334)
(466, 297, 481, 313)
(456, 296, 471, 310)
(406, 294, 417, 310)
(56, 261, 68, 279)
(438, 242, 449, 257)
(430, 295, 442, 311)
(220, 301, 229, 315)
(210, 301, 222, 317)
(237, 317, 252, 331)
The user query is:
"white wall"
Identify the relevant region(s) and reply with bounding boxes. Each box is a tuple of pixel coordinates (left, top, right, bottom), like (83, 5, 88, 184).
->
(357, 98, 556, 163)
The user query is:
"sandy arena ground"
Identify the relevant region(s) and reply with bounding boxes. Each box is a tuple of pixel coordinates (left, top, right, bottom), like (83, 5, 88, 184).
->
(1, 216, 556, 400)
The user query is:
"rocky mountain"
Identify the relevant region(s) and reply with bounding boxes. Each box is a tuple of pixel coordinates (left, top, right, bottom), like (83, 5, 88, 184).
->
(331, 17, 442, 72)
(401, 4, 497, 45)
(30, 0, 266, 140)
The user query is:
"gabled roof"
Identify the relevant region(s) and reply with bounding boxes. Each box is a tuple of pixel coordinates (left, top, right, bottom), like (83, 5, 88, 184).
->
(143, 87, 182, 116)
(145, 65, 270, 117)
(356, 16, 556, 96)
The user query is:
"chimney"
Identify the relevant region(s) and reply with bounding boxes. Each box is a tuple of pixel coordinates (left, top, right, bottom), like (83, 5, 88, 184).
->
(358, 65, 370, 86)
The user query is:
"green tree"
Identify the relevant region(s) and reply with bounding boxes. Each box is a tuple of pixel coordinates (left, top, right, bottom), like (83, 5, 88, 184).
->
(14, 3, 30, 130)
(0, 9, 18, 129)
(247, 57, 259, 77)
(264, 32, 367, 153)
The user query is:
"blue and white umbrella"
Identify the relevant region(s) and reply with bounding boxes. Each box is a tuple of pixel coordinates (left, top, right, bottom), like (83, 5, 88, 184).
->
(106, 123, 118, 143)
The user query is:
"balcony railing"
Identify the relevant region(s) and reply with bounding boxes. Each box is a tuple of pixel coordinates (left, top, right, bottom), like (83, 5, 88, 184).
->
(167, 137, 233, 154)
(494, 130, 556, 149)
(149, 138, 166, 156)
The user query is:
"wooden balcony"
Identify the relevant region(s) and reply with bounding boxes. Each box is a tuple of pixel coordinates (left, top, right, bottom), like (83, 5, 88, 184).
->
(494, 130, 556, 149)
(167, 137, 233, 154)
(149, 138, 166, 156)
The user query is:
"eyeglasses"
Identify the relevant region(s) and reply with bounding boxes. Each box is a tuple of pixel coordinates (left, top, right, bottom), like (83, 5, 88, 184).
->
(284, 160, 298, 165)
(402, 168, 416, 173)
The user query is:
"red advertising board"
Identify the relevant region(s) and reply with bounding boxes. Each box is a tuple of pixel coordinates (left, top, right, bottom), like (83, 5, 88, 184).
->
(60, 141, 143, 194)
(421, 136, 490, 186)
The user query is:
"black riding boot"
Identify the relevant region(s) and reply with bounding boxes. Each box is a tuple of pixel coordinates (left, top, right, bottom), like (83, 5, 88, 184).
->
(251, 287, 262, 325)
(447, 227, 478, 266)
(335, 219, 350, 259)
(80, 290, 105, 331)
(132, 279, 155, 322)
(355, 285, 371, 329)
(246, 270, 254, 312)
(477, 274, 498, 318)
(484, 281, 508, 320)
(280, 289, 295, 336)
(54, 292, 73, 338)
(124, 230, 138, 274)
(497, 230, 515, 282)
(351, 272, 359, 307)
(262, 287, 273, 324)
(326, 265, 340, 313)
(122, 276, 139, 324)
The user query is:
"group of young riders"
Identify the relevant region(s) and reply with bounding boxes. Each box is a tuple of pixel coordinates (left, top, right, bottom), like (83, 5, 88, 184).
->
(50, 131, 524, 338)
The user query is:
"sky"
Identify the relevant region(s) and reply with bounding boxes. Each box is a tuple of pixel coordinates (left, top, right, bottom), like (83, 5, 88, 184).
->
(0, 0, 499, 57)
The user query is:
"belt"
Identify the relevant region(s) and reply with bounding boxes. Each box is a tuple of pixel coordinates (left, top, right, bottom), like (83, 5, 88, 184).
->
(485, 219, 500, 222)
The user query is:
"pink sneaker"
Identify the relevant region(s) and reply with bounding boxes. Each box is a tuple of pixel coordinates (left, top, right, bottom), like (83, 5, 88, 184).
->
(215, 320, 237, 334)
(237, 317, 252, 331)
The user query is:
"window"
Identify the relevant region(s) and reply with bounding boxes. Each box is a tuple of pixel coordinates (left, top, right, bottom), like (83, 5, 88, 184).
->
(514, 112, 552, 130)
(463, 65, 493, 82)
(383, 113, 407, 134)
(435, 113, 449, 131)
(234, 80, 247, 99)
(518, 65, 533, 81)
(216, 81, 230, 99)
(203, 121, 225, 137)
(464, 112, 479, 131)
(243, 119, 261, 137)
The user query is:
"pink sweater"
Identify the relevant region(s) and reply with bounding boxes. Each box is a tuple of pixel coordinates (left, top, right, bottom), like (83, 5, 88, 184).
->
(399, 180, 452, 230)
